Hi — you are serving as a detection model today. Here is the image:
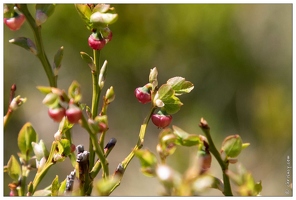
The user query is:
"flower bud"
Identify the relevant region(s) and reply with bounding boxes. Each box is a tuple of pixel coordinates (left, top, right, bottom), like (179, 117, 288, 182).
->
(9, 95, 27, 111)
(48, 107, 66, 122)
(32, 142, 44, 161)
(104, 138, 117, 154)
(35, 4, 55, 26)
(88, 32, 106, 50)
(134, 87, 151, 104)
(105, 86, 115, 103)
(66, 104, 82, 124)
(4, 12, 26, 31)
(151, 111, 172, 128)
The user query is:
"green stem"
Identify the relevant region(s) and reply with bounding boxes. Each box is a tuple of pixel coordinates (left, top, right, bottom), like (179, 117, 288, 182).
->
(19, 165, 29, 196)
(80, 115, 109, 178)
(109, 106, 156, 195)
(17, 4, 56, 87)
(89, 49, 101, 171)
(199, 119, 233, 196)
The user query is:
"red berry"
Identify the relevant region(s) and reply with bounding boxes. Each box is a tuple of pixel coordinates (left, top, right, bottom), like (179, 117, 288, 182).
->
(151, 112, 172, 128)
(134, 87, 151, 104)
(66, 105, 82, 124)
(48, 107, 66, 122)
(4, 13, 26, 31)
(88, 33, 106, 50)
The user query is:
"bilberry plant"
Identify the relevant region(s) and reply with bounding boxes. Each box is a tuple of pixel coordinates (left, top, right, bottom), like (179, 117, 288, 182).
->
(3, 4, 262, 196)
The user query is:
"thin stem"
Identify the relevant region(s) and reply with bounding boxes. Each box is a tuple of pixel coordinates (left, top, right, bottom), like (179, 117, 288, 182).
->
(89, 50, 101, 172)
(17, 4, 56, 87)
(19, 165, 29, 196)
(80, 115, 109, 178)
(199, 118, 233, 196)
(108, 106, 156, 195)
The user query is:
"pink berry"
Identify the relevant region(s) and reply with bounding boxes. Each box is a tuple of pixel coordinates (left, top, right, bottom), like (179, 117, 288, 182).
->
(88, 33, 106, 50)
(4, 13, 26, 31)
(134, 87, 151, 104)
(151, 112, 172, 128)
(66, 105, 82, 124)
(48, 107, 66, 122)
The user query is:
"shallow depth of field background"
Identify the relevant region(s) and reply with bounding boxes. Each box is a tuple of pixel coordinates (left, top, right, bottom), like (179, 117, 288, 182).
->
(3, 4, 292, 196)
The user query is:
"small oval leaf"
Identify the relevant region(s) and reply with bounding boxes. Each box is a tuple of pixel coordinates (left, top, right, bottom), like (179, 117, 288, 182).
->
(51, 175, 59, 196)
(18, 123, 38, 161)
(6, 155, 21, 181)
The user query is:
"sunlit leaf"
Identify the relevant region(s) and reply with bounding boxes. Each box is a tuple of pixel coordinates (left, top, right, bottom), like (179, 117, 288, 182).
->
(51, 175, 59, 196)
(167, 76, 194, 96)
(68, 81, 81, 102)
(96, 176, 120, 196)
(6, 155, 21, 181)
(18, 122, 38, 161)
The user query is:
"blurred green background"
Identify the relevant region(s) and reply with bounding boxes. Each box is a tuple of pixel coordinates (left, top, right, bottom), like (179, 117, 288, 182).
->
(3, 4, 292, 196)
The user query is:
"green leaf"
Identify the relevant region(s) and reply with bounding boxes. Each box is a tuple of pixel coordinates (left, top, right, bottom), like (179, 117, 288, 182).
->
(173, 126, 201, 146)
(135, 149, 157, 167)
(53, 46, 64, 76)
(51, 175, 60, 196)
(58, 139, 71, 157)
(80, 52, 95, 70)
(9, 37, 37, 55)
(36, 86, 52, 94)
(157, 84, 174, 100)
(157, 84, 183, 114)
(58, 117, 74, 133)
(75, 4, 92, 29)
(162, 96, 183, 114)
(167, 77, 194, 96)
(6, 155, 21, 181)
(96, 176, 120, 196)
(68, 81, 81, 103)
(18, 123, 38, 161)
(157, 128, 177, 160)
(58, 178, 67, 194)
(180, 134, 201, 146)
(33, 190, 51, 196)
(135, 149, 157, 177)
(221, 135, 243, 158)
(42, 93, 59, 107)
(172, 125, 189, 140)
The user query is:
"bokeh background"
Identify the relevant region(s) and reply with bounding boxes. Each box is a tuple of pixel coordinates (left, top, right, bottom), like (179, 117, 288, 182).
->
(3, 4, 292, 196)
